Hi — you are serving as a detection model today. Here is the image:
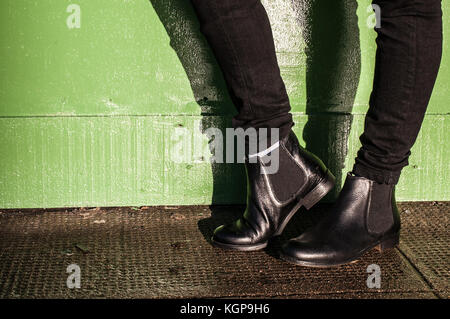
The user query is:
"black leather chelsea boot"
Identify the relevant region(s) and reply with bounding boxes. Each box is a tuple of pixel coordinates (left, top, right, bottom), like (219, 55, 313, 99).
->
(280, 172, 401, 267)
(211, 131, 335, 251)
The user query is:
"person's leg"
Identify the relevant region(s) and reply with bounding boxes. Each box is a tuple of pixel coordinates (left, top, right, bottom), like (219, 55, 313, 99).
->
(190, 0, 335, 250)
(281, 0, 443, 267)
(190, 0, 293, 139)
(353, 0, 443, 184)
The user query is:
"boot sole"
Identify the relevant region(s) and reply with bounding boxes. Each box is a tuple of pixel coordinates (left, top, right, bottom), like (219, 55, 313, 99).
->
(279, 232, 400, 268)
(210, 239, 268, 251)
(211, 171, 335, 251)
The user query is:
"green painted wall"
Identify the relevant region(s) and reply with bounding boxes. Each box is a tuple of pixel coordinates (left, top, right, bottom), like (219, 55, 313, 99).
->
(0, 0, 449, 208)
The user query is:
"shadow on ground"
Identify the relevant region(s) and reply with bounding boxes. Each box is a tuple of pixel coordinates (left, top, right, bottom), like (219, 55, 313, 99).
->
(196, 205, 329, 260)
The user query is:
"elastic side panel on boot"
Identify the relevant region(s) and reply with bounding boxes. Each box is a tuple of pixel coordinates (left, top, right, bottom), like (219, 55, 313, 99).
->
(367, 183, 395, 235)
(262, 145, 306, 203)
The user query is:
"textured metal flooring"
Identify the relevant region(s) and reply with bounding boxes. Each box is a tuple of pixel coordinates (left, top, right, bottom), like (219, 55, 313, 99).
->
(0, 202, 448, 299)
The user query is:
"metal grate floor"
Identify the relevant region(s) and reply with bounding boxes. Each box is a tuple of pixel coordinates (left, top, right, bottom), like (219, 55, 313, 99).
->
(0, 202, 448, 299)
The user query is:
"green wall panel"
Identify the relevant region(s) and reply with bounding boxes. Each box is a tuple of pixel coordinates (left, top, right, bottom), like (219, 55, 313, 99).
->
(0, 0, 449, 208)
(0, 115, 448, 209)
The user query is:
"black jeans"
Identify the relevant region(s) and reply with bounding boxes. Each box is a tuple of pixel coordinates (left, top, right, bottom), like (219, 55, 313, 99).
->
(190, 0, 443, 184)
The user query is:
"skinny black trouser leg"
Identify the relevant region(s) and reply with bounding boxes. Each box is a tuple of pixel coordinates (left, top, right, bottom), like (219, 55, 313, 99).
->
(190, 0, 294, 141)
(353, 0, 443, 184)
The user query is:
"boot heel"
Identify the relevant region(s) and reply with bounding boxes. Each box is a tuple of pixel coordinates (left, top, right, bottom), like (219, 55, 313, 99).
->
(274, 171, 335, 236)
(376, 233, 400, 252)
(302, 171, 335, 210)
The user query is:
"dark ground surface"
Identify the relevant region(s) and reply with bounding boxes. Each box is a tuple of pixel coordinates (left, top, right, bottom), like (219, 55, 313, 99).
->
(0, 202, 448, 299)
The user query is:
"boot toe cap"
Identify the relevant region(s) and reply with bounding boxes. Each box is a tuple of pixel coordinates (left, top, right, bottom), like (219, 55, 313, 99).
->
(212, 223, 254, 246)
(281, 238, 338, 266)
